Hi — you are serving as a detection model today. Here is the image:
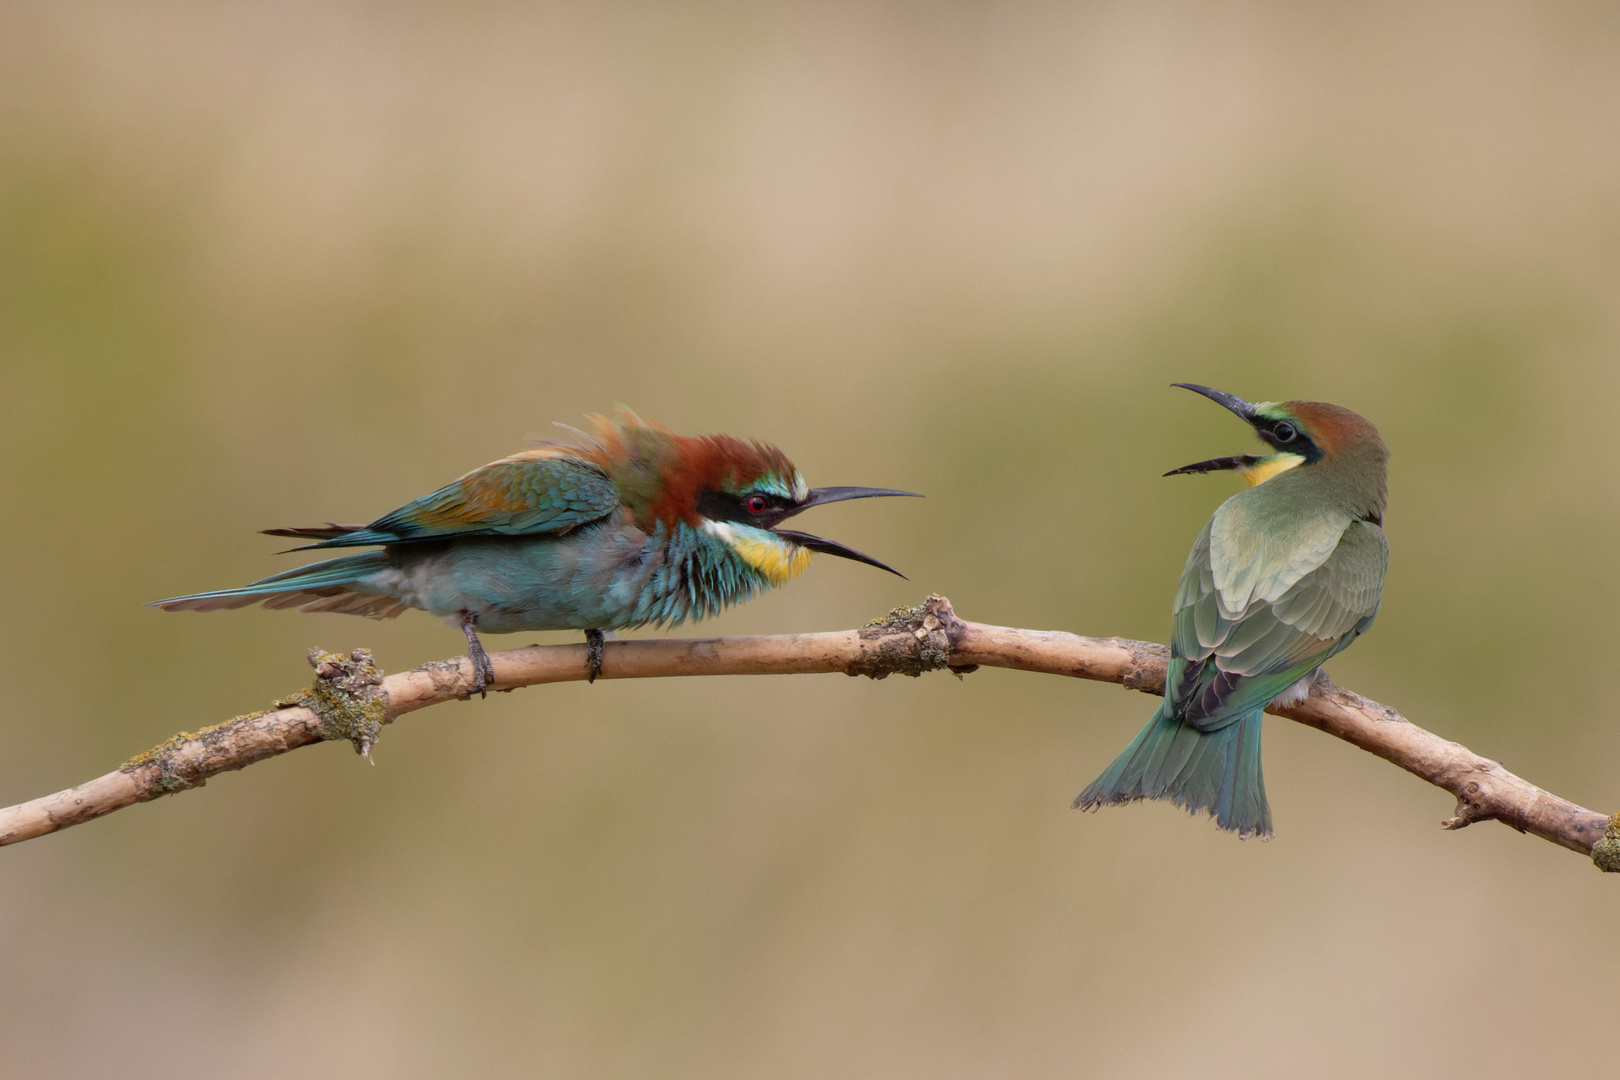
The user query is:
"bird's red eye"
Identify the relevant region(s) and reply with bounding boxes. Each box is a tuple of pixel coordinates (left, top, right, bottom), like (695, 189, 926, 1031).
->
(745, 495, 770, 515)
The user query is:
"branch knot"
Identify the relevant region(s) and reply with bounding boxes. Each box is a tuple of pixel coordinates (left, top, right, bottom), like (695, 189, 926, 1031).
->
(851, 595, 972, 679)
(1592, 813, 1620, 873)
(278, 648, 388, 758)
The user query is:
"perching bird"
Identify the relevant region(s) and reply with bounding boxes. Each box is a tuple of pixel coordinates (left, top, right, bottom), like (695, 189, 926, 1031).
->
(1074, 384, 1388, 837)
(153, 413, 918, 693)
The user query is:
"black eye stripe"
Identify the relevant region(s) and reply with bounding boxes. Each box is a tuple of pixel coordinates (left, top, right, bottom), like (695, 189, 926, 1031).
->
(696, 489, 794, 524)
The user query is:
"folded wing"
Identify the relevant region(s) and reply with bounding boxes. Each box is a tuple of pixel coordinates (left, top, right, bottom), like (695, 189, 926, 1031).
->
(266, 448, 621, 549)
(1167, 516, 1387, 732)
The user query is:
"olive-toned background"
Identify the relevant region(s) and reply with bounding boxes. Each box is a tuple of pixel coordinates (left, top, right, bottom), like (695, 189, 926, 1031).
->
(4, 2, 1618, 1077)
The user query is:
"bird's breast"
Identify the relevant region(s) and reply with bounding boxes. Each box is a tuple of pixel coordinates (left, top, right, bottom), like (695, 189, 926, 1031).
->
(378, 517, 780, 633)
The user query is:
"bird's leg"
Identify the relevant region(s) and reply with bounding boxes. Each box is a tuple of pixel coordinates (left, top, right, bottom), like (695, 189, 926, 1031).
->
(584, 628, 605, 684)
(459, 611, 495, 698)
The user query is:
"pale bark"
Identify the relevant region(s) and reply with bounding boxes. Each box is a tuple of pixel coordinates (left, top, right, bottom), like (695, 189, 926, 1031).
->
(1, 597, 1613, 867)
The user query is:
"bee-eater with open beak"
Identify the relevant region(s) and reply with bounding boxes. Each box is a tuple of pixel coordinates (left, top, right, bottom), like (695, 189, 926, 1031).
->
(153, 412, 918, 693)
(1075, 384, 1388, 837)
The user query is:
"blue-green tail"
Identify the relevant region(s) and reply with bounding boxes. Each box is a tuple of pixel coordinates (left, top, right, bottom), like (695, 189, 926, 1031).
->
(1074, 707, 1271, 838)
(149, 551, 407, 619)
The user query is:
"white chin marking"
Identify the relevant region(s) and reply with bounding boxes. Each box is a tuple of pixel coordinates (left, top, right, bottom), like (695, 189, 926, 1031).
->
(700, 519, 740, 544)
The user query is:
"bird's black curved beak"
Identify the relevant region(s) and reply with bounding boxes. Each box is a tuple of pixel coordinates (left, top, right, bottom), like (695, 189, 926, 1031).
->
(795, 486, 922, 511)
(773, 530, 908, 578)
(1172, 382, 1258, 421)
(1167, 383, 1263, 477)
(1163, 455, 1264, 478)
(771, 486, 920, 578)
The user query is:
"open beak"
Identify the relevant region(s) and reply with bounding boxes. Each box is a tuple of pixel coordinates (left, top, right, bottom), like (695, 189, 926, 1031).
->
(1166, 383, 1262, 477)
(771, 486, 920, 579)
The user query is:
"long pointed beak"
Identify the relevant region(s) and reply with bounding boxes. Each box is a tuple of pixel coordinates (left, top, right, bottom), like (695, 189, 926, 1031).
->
(772, 529, 908, 578)
(799, 486, 921, 510)
(772, 485, 921, 524)
(1171, 383, 1258, 421)
(1164, 454, 1263, 478)
(767, 487, 917, 578)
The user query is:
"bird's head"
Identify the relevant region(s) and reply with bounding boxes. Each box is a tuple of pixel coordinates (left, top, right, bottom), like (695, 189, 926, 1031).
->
(584, 412, 918, 585)
(1163, 384, 1387, 521)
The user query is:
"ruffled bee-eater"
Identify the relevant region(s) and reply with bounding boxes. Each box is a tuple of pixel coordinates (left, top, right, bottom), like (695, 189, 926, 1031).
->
(1075, 384, 1388, 837)
(153, 413, 918, 692)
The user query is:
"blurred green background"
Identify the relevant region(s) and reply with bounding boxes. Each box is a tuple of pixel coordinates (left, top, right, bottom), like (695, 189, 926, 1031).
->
(4, 1, 1619, 1076)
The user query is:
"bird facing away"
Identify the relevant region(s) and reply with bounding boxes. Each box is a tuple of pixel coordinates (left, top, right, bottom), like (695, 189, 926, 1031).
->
(152, 413, 919, 692)
(1074, 384, 1388, 837)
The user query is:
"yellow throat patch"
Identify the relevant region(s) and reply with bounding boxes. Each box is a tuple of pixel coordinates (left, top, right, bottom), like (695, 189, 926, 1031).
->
(1238, 452, 1306, 487)
(706, 521, 814, 585)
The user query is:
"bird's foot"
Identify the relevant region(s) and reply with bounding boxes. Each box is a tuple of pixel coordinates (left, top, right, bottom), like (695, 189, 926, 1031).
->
(460, 612, 496, 698)
(585, 628, 605, 684)
(467, 640, 495, 697)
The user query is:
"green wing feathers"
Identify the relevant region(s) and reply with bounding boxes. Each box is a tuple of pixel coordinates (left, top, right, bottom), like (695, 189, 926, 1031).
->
(270, 451, 621, 549)
(1078, 504, 1387, 837)
(1170, 516, 1386, 730)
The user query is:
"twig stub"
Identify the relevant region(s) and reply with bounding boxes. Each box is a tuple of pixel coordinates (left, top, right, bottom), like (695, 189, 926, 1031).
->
(851, 595, 961, 679)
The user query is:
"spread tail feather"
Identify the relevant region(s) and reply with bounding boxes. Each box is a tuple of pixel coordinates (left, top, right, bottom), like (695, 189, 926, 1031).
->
(1074, 708, 1272, 838)
(148, 552, 408, 619)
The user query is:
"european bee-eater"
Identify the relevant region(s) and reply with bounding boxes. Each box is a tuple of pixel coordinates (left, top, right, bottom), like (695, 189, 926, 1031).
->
(153, 413, 918, 692)
(1075, 384, 1388, 837)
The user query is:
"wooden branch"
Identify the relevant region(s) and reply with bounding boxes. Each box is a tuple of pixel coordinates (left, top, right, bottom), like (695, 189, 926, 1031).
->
(1, 597, 1613, 870)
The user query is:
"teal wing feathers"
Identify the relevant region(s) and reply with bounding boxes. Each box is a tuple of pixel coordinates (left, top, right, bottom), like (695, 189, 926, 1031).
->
(1166, 514, 1387, 732)
(272, 449, 621, 548)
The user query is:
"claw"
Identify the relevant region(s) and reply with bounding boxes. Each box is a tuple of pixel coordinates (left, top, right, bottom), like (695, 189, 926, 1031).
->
(585, 628, 605, 683)
(460, 611, 495, 697)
